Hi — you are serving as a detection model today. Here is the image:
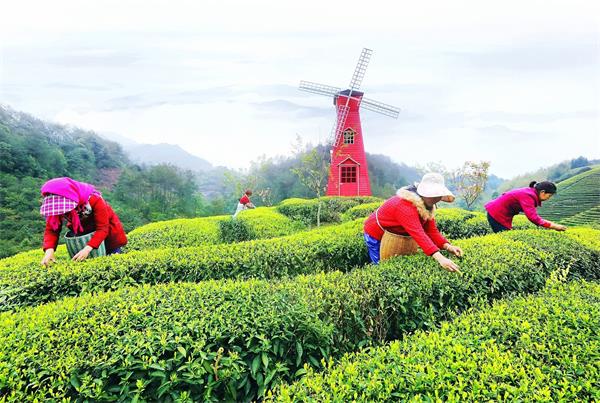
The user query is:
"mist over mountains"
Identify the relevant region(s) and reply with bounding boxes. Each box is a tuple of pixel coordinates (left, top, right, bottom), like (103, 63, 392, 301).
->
(99, 132, 213, 172)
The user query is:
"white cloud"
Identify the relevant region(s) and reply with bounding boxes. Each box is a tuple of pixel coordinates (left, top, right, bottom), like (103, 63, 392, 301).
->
(1, 0, 599, 178)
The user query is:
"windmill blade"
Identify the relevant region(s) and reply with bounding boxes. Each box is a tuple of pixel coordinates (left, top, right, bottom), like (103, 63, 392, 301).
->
(331, 104, 351, 146)
(348, 48, 373, 90)
(360, 97, 400, 119)
(299, 80, 342, 97)
(323, 104, 351, 147)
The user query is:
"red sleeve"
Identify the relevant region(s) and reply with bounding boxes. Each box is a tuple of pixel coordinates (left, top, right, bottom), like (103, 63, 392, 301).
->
(424, 218, 449, 249)
(397, 203, 440, 256)
(520, 195, 550, 227)
(42, 220, 62, 251)
(87, 196, 110, 249)
(239, 195, 250, 205)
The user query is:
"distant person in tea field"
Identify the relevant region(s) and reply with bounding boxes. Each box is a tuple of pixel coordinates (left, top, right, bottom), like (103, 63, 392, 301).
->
(39, 177, 128, 267)
(485, 181, 567, 233)
(363, 173, 463, 272)
(233, 189, 256, 218)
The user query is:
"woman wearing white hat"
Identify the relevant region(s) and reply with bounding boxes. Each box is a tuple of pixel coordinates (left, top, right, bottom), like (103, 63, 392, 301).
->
(363, 173, 463, 272)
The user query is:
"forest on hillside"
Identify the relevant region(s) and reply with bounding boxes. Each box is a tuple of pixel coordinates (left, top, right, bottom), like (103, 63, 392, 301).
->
(1, 105, 596, 258)
(0, 107, 421, 257)
(0, 106, 208, 257)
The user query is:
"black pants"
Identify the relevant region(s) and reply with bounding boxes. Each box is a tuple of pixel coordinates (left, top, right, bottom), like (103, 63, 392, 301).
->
(487, 212, 509, 233)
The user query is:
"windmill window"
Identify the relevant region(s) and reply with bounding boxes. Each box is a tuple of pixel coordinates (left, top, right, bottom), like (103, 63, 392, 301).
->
(343, 129, 355, 144)
(341, 166, 357, 183)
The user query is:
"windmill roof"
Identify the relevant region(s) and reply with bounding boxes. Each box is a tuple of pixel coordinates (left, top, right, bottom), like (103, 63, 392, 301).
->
(337, 156, 360, 166)
(338, 89, 364, 97)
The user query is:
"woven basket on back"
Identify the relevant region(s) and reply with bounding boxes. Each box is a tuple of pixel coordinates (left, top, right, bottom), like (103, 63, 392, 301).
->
(380, 230, 419, 261)
(64, 231, 106, 259)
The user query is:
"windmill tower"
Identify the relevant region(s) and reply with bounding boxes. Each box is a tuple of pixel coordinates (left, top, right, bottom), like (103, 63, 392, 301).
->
(299, 48, 400, 196)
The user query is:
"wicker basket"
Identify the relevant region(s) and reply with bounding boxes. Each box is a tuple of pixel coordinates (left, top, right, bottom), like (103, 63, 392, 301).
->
(64, 231, 106, 259)
(380, 230, 418, 261)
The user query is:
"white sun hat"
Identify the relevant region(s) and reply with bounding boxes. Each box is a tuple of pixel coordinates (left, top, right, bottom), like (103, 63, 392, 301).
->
(416, 173, 455, 201)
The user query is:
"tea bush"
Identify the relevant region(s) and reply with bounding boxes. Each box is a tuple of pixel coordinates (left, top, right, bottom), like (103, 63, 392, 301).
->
(273, 280, 600, 402)
(564, 226, 600, 250)
(126, 215, 228, 251)
(499, 228, 600, 280)
(219, 208, 306, 244)
(340, 205, 536, 238)
(1, 230, 598, 401)
(435, 209, 535, 238)
(0, 280, 333, 402)
(277, 196, 381, 226)
(340, 202, 381, 222)
(0, 220, 367, 312)
(126, 208, 304, 250)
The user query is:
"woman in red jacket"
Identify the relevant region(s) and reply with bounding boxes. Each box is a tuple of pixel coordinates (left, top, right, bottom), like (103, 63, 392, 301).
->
(363, 173, 463, 272)
(39, 177, 127, 267)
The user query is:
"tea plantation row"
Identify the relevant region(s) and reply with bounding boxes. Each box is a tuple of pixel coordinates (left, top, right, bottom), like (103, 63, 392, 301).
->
(273, 280, 600, 401)
(0, 229, 598, 401)
(0, 207, 536, 313)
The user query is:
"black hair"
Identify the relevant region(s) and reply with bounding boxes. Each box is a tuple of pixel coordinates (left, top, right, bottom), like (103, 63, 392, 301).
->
(529, 181, 557, 194)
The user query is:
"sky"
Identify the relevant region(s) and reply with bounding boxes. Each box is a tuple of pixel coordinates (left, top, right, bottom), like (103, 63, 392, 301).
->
(1, 0, 599, 178)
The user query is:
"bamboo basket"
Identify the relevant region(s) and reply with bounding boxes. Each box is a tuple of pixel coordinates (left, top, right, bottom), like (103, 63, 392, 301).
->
(380, 230, 418, 261)
(65, 231, 106, 259)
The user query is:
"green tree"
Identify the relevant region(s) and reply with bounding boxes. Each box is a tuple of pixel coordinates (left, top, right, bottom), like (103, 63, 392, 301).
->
(290, 137, 330, 226)
(450, 161, 490, 210)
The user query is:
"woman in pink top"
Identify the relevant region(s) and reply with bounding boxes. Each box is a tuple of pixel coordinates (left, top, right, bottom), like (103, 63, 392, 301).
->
(484, 181, 567, 233)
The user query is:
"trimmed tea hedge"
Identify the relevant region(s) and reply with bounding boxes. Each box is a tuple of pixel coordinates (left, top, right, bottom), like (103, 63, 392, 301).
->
(1, 230, 598, 401)
(126, 208, 304, 251)
(125, 215, 227, 251)
(564, 226, 600, 251)
(218, 207, 306, 244)
(340, 202, 381, 222)
(273, 280, 600, 402)
(0, 220, 367, 312)
(435, 209, 535, 238)
(499, 228, 600, 281)
(0, 280, 331, 402)
(339, 204, 536, 238)
(277, 196, 382, 226)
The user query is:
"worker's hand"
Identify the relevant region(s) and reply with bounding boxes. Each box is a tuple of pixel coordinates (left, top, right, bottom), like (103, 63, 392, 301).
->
(432, 251, 461, 273)
(41, 248, 56, 267)
(72, 245, 93, 262)
(444, 243, 463, 257)
(552, 223, 567, 232)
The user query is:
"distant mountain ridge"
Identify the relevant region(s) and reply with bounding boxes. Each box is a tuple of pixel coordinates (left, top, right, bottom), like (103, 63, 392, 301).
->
(124, 143, 213, 172)
(98, 132, 213, 172)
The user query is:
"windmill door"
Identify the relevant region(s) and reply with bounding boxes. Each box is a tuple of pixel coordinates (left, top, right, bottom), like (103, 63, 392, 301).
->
(338, 160, 360, 196)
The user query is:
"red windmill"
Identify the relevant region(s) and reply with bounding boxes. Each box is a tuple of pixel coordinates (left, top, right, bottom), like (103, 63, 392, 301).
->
(299, 48, 400, 196)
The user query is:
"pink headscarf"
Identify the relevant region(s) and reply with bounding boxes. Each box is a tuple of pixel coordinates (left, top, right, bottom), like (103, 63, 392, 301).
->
(40, 177, 101, 233)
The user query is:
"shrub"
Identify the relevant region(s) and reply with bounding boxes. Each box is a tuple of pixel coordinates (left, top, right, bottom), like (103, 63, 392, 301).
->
(436, 209, 535, 239)
(340, 205, 537, 238)
(219, 217, 254, 243)
(340, 202, 382, 222)
(0, 281, 333, 402)
(273, 281, 600, 402)
(126, 208, 305, 251)
(220, 207, 306, 244)
(277, 197, 381, 226)
(0, 220, 367, 312)
(499, 228, 600, 280)
(1, 230, 598, 401)
(126, 216, 228, 251)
